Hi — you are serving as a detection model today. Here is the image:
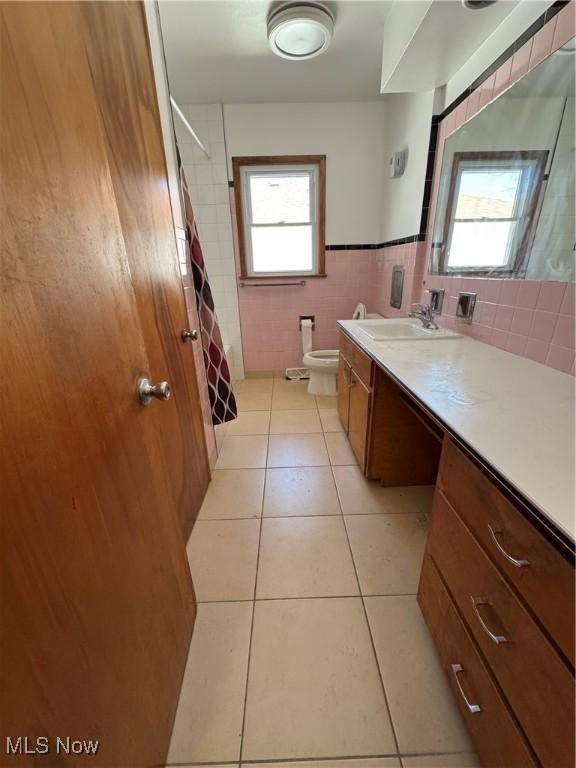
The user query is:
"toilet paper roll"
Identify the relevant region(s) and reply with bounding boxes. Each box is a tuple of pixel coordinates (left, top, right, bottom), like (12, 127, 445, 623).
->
(301, 318, 313, 355)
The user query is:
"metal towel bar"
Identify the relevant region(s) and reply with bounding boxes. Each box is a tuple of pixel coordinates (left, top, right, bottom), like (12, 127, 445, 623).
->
(239, 280, 306, 288)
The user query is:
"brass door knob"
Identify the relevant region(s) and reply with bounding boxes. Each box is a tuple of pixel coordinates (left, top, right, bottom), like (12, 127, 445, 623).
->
(181, 328, 198, 342)
(137, 377, 171, 406)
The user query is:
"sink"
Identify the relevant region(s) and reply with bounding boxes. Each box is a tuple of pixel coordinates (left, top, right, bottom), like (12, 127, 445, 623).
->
(356, 319, 461, 342)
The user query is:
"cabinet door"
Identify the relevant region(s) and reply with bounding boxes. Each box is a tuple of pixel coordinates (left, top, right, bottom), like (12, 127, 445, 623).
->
(348, 371, 371, 469)
(337, 355, 351, 431)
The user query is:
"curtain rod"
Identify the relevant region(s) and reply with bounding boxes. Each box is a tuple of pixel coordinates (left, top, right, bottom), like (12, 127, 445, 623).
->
(170, 96, 211, 160)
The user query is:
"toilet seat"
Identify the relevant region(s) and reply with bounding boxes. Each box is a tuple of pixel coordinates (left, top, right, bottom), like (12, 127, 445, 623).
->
(303, 349, 339, 394)
(303, 349, 339, 367)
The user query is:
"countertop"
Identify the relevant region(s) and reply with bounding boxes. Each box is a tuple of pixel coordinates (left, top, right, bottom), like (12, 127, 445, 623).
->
(338, 319, 575, 543)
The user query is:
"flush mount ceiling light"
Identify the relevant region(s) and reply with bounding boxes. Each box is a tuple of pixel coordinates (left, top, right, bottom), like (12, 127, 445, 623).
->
(462, 0, 498, 8)
(268, 3, 335, 60)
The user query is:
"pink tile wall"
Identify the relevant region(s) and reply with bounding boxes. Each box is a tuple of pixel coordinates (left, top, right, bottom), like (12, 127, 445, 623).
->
(237, 248, 376, 372)
(229, 188, 376, 371)
(230, 184, 427, 372)
(422, 3, 576, 375)
(416, 277, 575, 373)
(368, 241, 426, 319)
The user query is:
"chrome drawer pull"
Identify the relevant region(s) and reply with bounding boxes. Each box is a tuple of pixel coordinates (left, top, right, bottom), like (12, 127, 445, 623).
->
(451, 664, 481, 713)
(470, 596, 508, 645)
(488, 524, 529, 568)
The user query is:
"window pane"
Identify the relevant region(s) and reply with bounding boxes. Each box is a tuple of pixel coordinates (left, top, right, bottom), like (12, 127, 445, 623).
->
(455, 168, 522, 220)
(251, 225, 313, 273)
(448, 221, 516, 269)
(249, 174, 310, 224)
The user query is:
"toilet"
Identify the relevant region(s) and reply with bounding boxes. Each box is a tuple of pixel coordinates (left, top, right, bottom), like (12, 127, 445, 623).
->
(303, 303, 379, 395)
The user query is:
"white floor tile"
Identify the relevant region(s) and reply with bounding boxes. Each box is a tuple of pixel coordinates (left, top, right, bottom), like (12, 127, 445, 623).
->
(225, 411, 270, 435)
(187, 519, 260, 601)
(257, 517, 359, 598)
(319, 409, 344, 433)
(324, 433, 358, 465)
(263, 467, 341, 517)
(167, 602, 252, 764)
(256, 760, 400, 768)
(366, 595, 473, 756)
(242, 597, 396, 761)
(270, 409, 322, 434)
(216, 435, 268, 469)
(401, 755, 480, 768)
(198, 469, 265, 520)
(334, 466, 434, 516)
(267, 434, 329, 467)
(345, 513, 428, 595)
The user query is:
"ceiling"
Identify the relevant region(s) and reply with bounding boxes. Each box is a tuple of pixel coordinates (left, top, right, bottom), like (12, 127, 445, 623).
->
(159, 1, 394, 103)
(380, 0, 519, 93)
(158, 0, 552, 105)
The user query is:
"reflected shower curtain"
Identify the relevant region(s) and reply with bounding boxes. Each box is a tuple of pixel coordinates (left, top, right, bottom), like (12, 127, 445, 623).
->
(178, 154, 238, 424)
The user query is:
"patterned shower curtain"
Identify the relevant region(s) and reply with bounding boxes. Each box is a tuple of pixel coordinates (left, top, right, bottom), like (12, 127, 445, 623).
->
(178, 154, 238, 425)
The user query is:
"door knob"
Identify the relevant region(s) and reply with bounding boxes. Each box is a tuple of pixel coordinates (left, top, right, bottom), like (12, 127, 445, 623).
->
(181, 328, 198, 342)
(137, 377, 171, 406)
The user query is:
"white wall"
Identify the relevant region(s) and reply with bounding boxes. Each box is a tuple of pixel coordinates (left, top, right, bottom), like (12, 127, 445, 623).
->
(380, 90, 435, 242)
(223, 102, 387, 244)
(176, 104, 245, 380)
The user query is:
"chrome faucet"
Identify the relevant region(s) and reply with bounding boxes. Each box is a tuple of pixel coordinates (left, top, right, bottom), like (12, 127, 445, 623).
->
(409, 302, 439, 330)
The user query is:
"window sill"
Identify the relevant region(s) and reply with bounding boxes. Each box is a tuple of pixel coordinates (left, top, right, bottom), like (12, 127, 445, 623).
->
(239, 273, 327, 280)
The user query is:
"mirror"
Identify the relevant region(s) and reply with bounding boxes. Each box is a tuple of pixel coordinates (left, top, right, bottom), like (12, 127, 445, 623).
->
(431, 38, 575, 282)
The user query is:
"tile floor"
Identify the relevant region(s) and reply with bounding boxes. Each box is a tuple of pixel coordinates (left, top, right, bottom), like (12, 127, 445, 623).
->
(168, 378, 479, 768)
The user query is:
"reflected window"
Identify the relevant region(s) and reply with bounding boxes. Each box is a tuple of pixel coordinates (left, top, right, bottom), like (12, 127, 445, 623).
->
(234, 156, 326, 278)
(442, 151, 547, 275)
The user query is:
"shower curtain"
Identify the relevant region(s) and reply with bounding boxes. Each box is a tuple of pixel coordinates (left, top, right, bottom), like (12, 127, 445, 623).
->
(178, 154, 238, 425)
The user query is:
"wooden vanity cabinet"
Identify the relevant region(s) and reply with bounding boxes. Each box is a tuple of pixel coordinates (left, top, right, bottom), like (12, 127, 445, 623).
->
(337, 333, 372, 469)
(337, 331, 441, 482)
(348, 370, 371, 469)
(419, 437, 576, 768)
(337, 354, 351, 435)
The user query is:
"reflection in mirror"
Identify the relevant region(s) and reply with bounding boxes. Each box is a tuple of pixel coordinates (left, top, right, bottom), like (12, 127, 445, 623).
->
(431, 38, 575, 282)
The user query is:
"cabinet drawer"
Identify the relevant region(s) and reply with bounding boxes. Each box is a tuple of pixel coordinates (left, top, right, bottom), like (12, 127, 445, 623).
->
(418, 554, 537, 768)
(429, 491, 575, 768)
(339, 332, 372, 387)
(438, 438, 574, 665)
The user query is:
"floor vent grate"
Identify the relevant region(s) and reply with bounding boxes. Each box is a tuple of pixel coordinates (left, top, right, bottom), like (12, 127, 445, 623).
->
(285, 367, 310, 380)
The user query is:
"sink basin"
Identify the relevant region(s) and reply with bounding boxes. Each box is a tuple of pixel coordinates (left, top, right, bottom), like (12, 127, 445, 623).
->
(356, 319, 461, 342)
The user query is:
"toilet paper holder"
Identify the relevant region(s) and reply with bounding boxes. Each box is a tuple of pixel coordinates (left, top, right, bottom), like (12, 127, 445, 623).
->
(299, 315, 315, 331)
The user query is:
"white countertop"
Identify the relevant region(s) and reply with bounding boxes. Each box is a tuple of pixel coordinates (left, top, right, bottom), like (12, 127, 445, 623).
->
(339, 319, 575, 543)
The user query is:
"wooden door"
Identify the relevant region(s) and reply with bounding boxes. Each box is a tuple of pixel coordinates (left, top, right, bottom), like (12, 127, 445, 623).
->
(0, 2, 208, 765)
(348, 371, 371, 470)
(337, 355, 351, 431)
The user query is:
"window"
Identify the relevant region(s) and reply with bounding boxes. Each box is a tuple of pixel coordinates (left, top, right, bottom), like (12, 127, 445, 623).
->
(233, 156, 326, 278)
(440, 151, 547, 275)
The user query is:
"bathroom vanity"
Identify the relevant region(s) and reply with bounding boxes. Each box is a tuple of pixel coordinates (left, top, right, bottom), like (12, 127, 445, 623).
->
(337, 320, 575, 768)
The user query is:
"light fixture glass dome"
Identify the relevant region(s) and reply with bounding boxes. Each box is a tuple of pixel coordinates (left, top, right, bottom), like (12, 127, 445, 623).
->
(268, 4, 334, 60)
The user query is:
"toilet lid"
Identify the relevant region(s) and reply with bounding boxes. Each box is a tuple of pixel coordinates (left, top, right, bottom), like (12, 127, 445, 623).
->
(353, 302, 367, 320)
